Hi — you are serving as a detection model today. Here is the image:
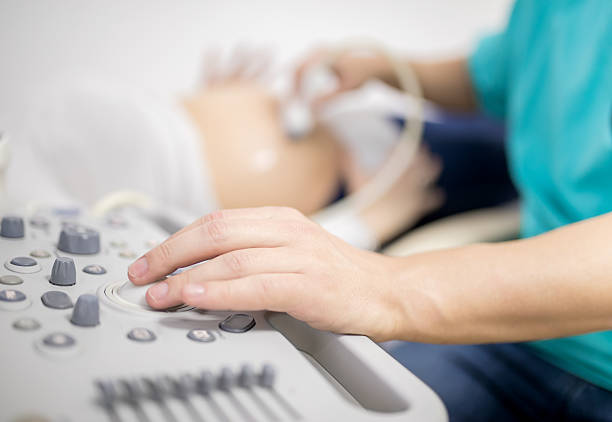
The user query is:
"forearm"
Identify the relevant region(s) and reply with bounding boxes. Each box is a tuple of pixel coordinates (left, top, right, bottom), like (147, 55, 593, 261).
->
(378, 58, 478, 113)
(391, 212, 612, 343)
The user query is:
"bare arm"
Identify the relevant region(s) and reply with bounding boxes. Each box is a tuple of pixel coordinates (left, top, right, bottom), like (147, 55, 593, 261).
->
(393, 211, 612, 343)
(296, 51, 479, 113)
(364, 57, 479, 112)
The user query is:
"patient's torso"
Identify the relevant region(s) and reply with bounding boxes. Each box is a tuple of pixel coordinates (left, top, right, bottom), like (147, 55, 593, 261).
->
(182, 82, 340, 215)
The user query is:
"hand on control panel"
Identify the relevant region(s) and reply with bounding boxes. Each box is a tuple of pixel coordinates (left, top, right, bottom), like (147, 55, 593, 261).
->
(128, 207, 403, 342)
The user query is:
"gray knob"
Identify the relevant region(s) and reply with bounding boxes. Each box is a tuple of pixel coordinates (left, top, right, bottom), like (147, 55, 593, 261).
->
(198, 370, 215, 395)
(218, 367, 235, 391)
(238, 364, 257, 388)
(1, 216, 24, 238)
(58, 224, 100, 254)
(259, 364, 276, 388)
(50, 257, 76, 286)
(71, 294, 100, 327)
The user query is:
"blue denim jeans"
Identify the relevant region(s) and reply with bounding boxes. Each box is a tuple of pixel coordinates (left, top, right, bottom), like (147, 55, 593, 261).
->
(389, 342, 612, 421)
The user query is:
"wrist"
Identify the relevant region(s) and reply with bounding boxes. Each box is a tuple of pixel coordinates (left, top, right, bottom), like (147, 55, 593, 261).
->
(389, 244, 493, 343)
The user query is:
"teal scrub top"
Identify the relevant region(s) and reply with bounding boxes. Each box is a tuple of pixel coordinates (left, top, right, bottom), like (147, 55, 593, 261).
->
(468, 0, 612, 390)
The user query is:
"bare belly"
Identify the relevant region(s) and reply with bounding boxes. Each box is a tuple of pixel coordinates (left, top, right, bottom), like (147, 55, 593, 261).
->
(182, 82, 341, 215)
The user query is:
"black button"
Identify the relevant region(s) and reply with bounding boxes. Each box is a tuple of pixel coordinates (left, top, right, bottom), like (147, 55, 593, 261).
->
(219, 313, 255, 333)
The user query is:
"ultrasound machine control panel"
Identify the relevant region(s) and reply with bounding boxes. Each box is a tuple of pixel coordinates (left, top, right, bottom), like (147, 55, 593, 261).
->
(0, 204, 447, 422)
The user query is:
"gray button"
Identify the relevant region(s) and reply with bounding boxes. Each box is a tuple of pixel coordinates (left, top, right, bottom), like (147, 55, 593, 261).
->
(43, 332, 76, 348)
(58, 224, 100, 254)
(10, 256, 37, 267)
(50, 257, 77, 286)
(219, 313, 256, 333)
(143, 377, 166, 401)
(110, 240, 127, 248)
(127, 328, 156, 342)
(198, 370, 215, 395)
(1, 216, 25, 238)
(95, 379, 117, 405)
(166, 376, 190, 399)
(187, 329, 216, 343)
(218, 367, 235, 391)
(0, 289, 26, 302)
(30, 249, 51, 258)
(238, 364, 257, 388)
(0, 275, 23, 285)
(119, 379, 144, 402)
(41, 291, 73, 309)
(106, 215, 128, 228)
(259, 364, 276, 388)
(178, 374, 197, 395)
(83, 264, 106, 275)
(13, 317, 41, 331)
(30, 216, 50, 229)
(119, 250, 137, 259)
(4, 257, 40, 274)
(71, 294, 100, 327)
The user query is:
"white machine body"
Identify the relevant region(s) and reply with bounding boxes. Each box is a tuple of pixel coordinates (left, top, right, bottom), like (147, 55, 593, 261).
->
(0, 204, 447, 422)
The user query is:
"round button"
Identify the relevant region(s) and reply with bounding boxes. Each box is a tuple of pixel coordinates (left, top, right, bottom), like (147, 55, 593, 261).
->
(10, 257, 37, 267)
(119, 250, 137, 259)
(30, 216, 50, 229)
(30, 249, 51, 258)
(187, 329, 216, 343)
(110, 240, 127, 249)
(106, 215, 128, 228)
(42, 332, 76, 348)
(58, 224, 100, 255)
(127, 328, 156, 342)
(13, 317, 41, 331)
(0, 216, 25, 238)
(41, 291, 73, 309)
(0, 275, 23, 285)
(83, 264, 106, 275)
(145, 240, 159, 248)
(5, 257, 41, 274)
(0, 288, 30, 311)
(0, 289, 26, 302)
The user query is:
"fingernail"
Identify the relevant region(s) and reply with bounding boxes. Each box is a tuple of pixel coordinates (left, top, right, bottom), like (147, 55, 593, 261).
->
(128, 257, 148, 278)
(183, 284, 205, 299)
(148, 281, 168, 302)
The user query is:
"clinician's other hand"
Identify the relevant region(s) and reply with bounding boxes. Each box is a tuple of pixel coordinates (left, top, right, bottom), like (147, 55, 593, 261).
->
(294, 48, 395, 107)
(127, 207, 403, 341)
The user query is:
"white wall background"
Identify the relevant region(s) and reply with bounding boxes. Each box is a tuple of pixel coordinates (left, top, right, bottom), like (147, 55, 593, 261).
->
(0, 0, 512, 127)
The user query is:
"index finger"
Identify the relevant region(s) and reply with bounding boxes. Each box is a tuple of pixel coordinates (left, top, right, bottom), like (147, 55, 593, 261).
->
(162, 206, 304, 245)
(128, 217, 311, 286)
